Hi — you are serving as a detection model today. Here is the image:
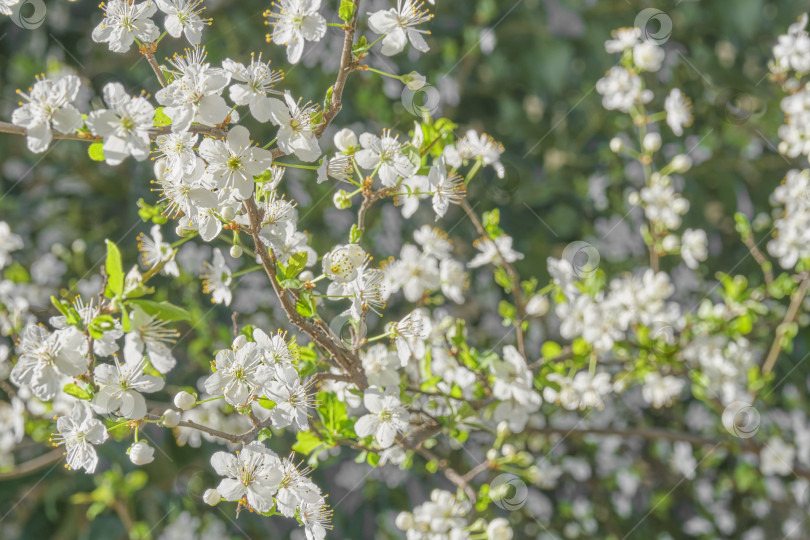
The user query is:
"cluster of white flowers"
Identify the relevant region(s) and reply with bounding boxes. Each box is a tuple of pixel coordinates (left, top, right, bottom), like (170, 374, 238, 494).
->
(383, 226, 467, 304)
(396, 489, 513, 540)
(544, 371, 612, 411)
(552, 259, 682, 354)
(6, 2, 810, 539)
(767, 169, 810, 269)
(205, 330, 313, 431)
(771, 14, 810, 75)
(207, 441, 329, 537)
(92, 0, 207, 52)
(628, 171, 691, 231)
(490, 345, 541, 432)
(682, 334, 758, 405)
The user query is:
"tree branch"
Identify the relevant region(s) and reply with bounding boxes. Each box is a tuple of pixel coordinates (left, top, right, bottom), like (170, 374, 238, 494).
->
(314, 1, 360, 138)
(761, 272, 810, 376)
(0, 449, 63, 480)
(460, 200, 528, 361)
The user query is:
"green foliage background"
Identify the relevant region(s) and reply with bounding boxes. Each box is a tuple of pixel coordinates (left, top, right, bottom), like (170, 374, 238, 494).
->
(2, 0, 810, 538)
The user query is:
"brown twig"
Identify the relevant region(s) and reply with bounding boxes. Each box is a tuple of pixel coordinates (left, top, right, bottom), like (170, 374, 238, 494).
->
(0, 449, 63, 480)
(742, 232, 774, 286)
(314, 1, 360, 138)
(460, 200, 528, 361)
(761, 273, 810, 376)
(0, 121, 227, 143)
(140, 42, 168, 87)
(243, 198, 367, 388)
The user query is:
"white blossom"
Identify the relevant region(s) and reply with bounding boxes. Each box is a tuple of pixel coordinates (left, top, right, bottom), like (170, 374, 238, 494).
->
(92, 0, 159, 53)
(223, 53, 283, 122)
(665, 88, 693, 136)
(355, 130, 417, 187)
(94, 351, 165, 419)
(11, 325, 86, 401)
(87, 82, 155, 165)
(12, 75, 83, 153)
(201, 248, 233, 305)
(156, 0, 208, 45)
(204, 335, 272, 406)
(267, 92, 321, 162)
(155, 46, 234, 133)
(52, 404, 108, 473)
(210, 442, 283, 513)
(354, 387, 409, 448)
(266, 0, 327, 64)
(368, 0, 433, 56)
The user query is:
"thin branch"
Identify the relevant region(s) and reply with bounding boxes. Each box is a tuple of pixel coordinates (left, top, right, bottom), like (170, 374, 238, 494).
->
(0, 449, 63, 480)
(0, 121, 228, 143)
(460, 200, 528, 361)
(0, 121, 99, 142)
(742, 232, 774, 286)
(140, 42, 168, 87)
(761, 272, 810, 376)
(243, 198, 367, 388)
(314, 2, 360, 138)
(357, 186, 394, 234)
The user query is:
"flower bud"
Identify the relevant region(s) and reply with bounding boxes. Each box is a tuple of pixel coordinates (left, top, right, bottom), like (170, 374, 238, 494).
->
(525, 295, 549, 317)
(334, 128, 358, 153)
(128, 442, 155, 465)
(642, 132, 662, 153)
(203, 488, 220, 506)
(221, 206, 236, 221)
(160, 409, 181, 428)
(501, 443, 516, 457)
(662, 234, 680, 252)
(174, 390, 196, 410)
(333, 190, 352, 209)
(670, 154, 692, 173)
(487, 518, 514, 540)
(402, 71, 427, 90)
(609, 137, 624, 153)
(395, 512, 415, 530)
(229, 245, 243, 258)
(486, 448, 499, 461)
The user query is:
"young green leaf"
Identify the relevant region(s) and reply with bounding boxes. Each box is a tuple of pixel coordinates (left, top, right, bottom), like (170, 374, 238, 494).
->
(104, 239, 124, 299)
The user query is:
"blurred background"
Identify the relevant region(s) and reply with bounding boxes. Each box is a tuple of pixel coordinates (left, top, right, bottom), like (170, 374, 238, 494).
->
(2, 0, 810, 538)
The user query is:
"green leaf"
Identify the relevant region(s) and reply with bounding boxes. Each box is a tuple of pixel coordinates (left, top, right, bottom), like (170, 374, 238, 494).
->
(349, 224, 362, 244)
(88, 142, 105, 162)
(88, 315, 116, 340)
(292, 430, 325, 455)
(257, 397, 276, 410)
(279, 278, 304, 290)
(137, 198, 168, 225)
(338, 0, 355, 22)
(541, 341, 562, 360)
(285, 252, 308, 279)
(51, 296, 70, 317)
(317, 392, 348, 436)
(63, 383, 92, 400)
(153, 107, 172, 127)
(127, 299, 191, 321)
(295, 290, 317, 318)
(121, 307, 131, 332)
(352, 35, 369, 57)
(104, 239, 124, 299)
(3, 261, 30, 283)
